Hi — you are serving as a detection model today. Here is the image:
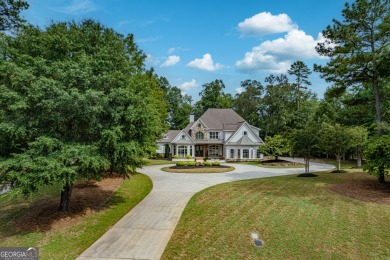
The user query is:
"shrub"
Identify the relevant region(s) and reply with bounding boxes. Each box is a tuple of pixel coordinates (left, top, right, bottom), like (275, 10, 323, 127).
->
(212, 161, 221, 166)
(187, 161, 196, 166)
(204, 161, 212, 166)
(176, 161, 187, 166)
(186, 155, 192, 159)
(197, 162, 204, 166)
(173, 154, 179, 159)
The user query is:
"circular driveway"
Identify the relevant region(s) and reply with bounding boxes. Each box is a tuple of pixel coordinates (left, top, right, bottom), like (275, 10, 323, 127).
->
(78, 159, 334, 260)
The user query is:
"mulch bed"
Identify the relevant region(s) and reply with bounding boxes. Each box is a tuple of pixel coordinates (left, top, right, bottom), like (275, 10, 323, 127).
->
(171, 165, 231, 169)
(297, 173, 318, 177)
(14, 176, 124, 232)
(330, 174, 390, 205)
(261, 159, 303, 167)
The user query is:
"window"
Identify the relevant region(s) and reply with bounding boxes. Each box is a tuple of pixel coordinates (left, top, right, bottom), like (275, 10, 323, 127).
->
(208, 145, 219, 157)
(243, 131, 247, 136)
(181, 134, 185, 139)
(243, 149, 249, 158)
(163, 134, 168, 139)
(178, 146, 188, 158)
(195, 132, 204, 140)
(209, 132, 219, 140)
(198, 123, 202, 128)
(230, 149, 235, 158)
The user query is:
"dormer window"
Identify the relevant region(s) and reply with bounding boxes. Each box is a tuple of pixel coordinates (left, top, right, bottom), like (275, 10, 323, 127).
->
(243, 131, 247, 136)
(163, 134, 168, 139)
(182, 134, 185, 139)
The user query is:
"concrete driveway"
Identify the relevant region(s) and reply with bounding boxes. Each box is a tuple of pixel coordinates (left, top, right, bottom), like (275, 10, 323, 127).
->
(78, 160, 333, 260)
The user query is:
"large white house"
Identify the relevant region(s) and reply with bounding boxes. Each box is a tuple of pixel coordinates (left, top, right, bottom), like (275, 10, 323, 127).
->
(156, 108, 264, 161)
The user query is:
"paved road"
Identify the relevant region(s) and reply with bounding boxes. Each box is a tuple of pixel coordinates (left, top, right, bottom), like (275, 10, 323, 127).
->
(78, 160, 334, 260)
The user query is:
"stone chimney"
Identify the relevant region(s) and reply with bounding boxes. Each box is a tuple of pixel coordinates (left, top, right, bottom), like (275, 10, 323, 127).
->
(190, 114, 194, 123)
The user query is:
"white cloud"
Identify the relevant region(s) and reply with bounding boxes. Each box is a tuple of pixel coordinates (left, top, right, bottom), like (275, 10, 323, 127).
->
(236, 30, 326, 72)
(179, 79, 197, 90)
(168, 48, 176, 54)
(238, 12, 297, 37)
(187, 53, 224, 71)
(235, 87, 244, 94)
(145, 54, 160, 65)
(53, 0, 96, 15)
(161, 55, 180, 67)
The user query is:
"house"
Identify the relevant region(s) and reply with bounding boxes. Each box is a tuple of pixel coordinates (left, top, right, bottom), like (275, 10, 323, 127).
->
(156, 108, 264, 161)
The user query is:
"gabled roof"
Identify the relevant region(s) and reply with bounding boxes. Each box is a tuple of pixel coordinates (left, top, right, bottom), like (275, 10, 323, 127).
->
(171, 129, 195, 144)
(225, 121, 264, 145)
(156, 130, 180, 143)
(228, 135, 261, 145)
(198, 108, 245, 130)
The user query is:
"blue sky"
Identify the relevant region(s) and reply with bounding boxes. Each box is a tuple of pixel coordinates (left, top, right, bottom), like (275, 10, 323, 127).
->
(22, 0, 347, 101)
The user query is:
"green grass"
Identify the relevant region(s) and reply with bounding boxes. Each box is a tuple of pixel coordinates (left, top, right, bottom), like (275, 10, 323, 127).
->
(0, 174, 152, 259)
(162, 172, 390, 259)
(311, 158, 362, 169)
(144, 158, 174, 166)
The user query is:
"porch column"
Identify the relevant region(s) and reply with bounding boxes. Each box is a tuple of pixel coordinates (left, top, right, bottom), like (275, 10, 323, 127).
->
(226, 147, 229, 159)
(192, 145, 195, 157)
(175, 145, 178, 156)
(186, 145, 190, 156)
(250, 148, 253, 159)
(240, 148, 243, 159)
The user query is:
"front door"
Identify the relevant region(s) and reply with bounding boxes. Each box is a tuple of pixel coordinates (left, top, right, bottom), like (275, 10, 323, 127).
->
(195, 145, 204, 157)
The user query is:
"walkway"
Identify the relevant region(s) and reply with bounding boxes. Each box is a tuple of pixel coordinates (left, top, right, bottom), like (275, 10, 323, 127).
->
(78, 160, 334, 260)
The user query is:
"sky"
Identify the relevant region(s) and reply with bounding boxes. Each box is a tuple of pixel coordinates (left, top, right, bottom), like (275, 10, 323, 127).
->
(22, 0, 348, 101)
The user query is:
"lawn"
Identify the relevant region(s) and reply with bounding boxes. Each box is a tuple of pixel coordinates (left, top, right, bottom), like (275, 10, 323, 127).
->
(162, 171, 390, 259)
(144, 158, 174, 166)
(0, 174, 152, 259)
(233, 161, 304, 169)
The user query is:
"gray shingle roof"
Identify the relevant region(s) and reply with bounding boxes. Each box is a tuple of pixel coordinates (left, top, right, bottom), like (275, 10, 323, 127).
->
(197, 108, 245, 130)
(229, 135, 261, 145)
(156, 130, 180, 143)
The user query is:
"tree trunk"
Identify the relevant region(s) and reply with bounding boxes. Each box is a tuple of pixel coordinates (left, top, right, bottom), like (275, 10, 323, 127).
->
(306, 158, 310, 173)
(337, 156, 341, 172)
(275, 156, 278, 161)
(59, 182, 73, 212)
(357, 147, 362, 168)
(373, 84, 382, 136)
(378, 166, 385, 183)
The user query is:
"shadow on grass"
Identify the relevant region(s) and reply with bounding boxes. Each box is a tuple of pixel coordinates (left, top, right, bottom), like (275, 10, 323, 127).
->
(0, 178, 126, 237)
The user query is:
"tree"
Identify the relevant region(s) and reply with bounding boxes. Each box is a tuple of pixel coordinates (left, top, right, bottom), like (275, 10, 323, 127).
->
(259, 135, 290, 161)
(288, 61, 312, 110)
(0, 0, 29, 31)
(319, 123, 353, 172)
(233, 79, 264, 127)
(166, 86, 192, 130)
(291, 126, 320, 173)
(315, 0, 390, 135)
(364, 135, 390, 183)
(0, 20, 168, 211)
(349, 126, 369, 167)
(193, 79, 233, 118)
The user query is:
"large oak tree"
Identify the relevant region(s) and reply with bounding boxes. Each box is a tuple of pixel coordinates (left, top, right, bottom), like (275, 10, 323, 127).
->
(0, 20, 168, 211)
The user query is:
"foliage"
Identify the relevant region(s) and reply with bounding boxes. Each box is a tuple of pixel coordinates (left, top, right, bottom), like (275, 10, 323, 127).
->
(315, 0, 390, 135)
(204, 161, 212, 166)
(173, 155, 179, 159)
(166, 85, 193, 130)
(349, 126, 369, 167)
(193, 79, 233, 118)
(0, 0, 29, 31)
(291, 126, 320, 173)
(0, 20, 168, 211)
(212, 161, 221, 166)
(288, 60, 312, 110)
(187, 161, 196, 166)
(364, 135, 390, 182)
(319, 123, 353, 171)
(176, 161, 187, 166)
(259, 135, 290, 160)
(186, 154, 192, 159)
(233, 79, 264, 127)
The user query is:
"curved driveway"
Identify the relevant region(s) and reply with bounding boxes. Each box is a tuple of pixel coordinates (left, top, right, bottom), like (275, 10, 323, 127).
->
(78, 159, 334, 260)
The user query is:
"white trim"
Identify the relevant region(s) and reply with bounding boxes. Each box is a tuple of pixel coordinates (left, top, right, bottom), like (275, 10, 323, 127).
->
(225, 122, 263, 144)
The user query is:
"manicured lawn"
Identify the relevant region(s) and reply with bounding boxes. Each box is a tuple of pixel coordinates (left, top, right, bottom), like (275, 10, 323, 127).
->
(144, 158, 174, 166)
(162, 166, 235, 173)
(0, 174, 152, 259)
(162, 172, 390, 259)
